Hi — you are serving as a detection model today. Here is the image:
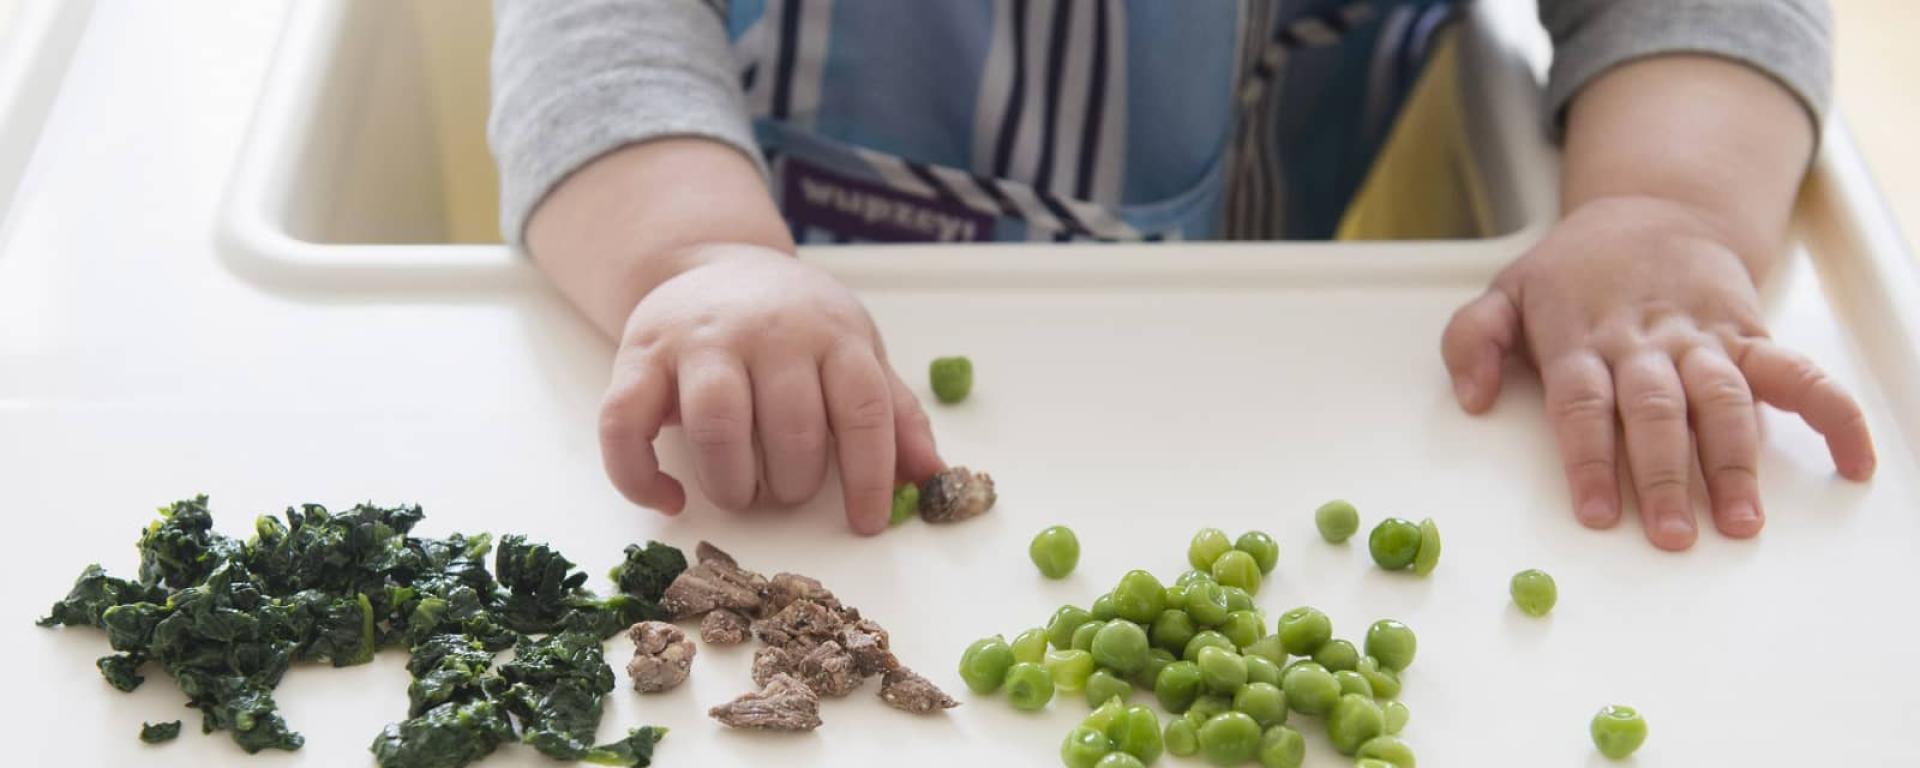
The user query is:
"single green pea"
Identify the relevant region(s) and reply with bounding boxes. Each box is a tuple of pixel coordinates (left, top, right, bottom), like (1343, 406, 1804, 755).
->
(1334, 669, 1374, 698)
(1154, 660, 1203, 713)
(1280, 663, 1340, 717)
(1327, 693, 1386, 755)
(959, 635, 1016, 694)
(1112, 570, 1168, 624)
(1382, 700, 1409, 735)
(1197, 711, 1262, 766)
(1196, 646, 1248, 695)
(1307, 638, 1355, 672)
(1072, 620, 1107, 652)
(1085, 697, 1128, 733)
(1012, 627, 1050, 665)
(1090, 593, 1118, 621)
(1184, 630, 1236, 663)
(1183, 581, 1231, 627)
(1189, 527, 1234, 570)
(1368, 518, 1422, 571)
(1151, 609, 1199, 655)
(1092, 753, 1145, 768)
(1256, 724, 1305, 768)
(1164, 717, 1200, 757)
(1275, 607, 1333, 656)
(1411, 518, 1441, 576)
(1245, 654, 1283, 687)
(1188, 693, 1233, 722)
(1133, 648, 1176, 690)
(1591, 704, 1648, 760)
(1356, 760, 1398, 768)
(1062, 724, 1115, 768)
(1242, 635, 1287, 666)
(1092, 621, 1151, 674)
(1315, 499, 1360, 543)
(1110, 705, 1164, 764)
(1221, 586, 1255, 613)
(1175, 569, 1216, 588)
(1356, 656, 1401, 699)
(1364, 620, 1416, 672)
(890, 483, 919, 526)
(1218, 610, 1265, 649)
(1511, 569, 1558, 617)
(929, 356, 973, 404)
(1356, 735, 1416, 768)
(1233, 530, 1280, 574)
(1163, 585, 1187, 608)
(1005, 662, 1054, 711)
(1048, 605, 1095, 650)
(1047, 649, 1097, 692)
(1233, 682, 1289, 728)
(1210, 549, 1263, 593)
(1084, 669, 1134, 709)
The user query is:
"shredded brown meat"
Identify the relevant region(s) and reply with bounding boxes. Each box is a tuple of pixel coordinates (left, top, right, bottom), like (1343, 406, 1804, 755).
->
(879, 666, 959, 714)
(700, 608, 751, 645)
(624, 621, 696, 693)
(710, 673, 823, 731)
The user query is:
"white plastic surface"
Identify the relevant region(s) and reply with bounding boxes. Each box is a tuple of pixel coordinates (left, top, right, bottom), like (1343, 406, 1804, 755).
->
(0, 0, 94, 222)
(4, 1, 1920, 767)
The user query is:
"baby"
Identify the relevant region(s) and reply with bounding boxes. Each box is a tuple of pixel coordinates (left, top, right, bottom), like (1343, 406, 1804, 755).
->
(489, 0, 1875, 549)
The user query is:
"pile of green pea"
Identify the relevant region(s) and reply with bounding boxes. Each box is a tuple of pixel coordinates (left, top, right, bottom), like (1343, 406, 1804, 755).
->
(962, 527, 1423, 767)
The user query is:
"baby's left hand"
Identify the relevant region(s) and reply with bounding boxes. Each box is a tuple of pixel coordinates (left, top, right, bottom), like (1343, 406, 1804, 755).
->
(1440, 196, 1877, 550)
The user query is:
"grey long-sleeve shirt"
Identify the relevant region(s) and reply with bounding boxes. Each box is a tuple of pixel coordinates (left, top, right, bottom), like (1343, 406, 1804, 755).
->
(489, 0, 1833, 245)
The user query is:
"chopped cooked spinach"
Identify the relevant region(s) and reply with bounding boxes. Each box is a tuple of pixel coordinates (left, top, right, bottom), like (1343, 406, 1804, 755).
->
(140, 720, 182, 744)
(40, 496, 676, 767)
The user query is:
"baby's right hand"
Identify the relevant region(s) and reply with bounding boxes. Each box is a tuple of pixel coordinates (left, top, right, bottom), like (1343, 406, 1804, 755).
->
(598, 243, 944, 535)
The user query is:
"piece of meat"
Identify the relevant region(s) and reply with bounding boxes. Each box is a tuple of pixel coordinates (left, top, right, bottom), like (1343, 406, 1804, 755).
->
(918, 466, 996, 523)
(661, 543, 768, 619)
(750, 645, 798, 688)
(625, 621, 696, 693)
(710, 673, 823, 732)
(761, 572, 840, 617)
(839, 623, 898, 676)
(878, 667, 958, 714)
(795, 640, 863, 697)
(700, 608, 751, 645)
(752, 598, 844, 650)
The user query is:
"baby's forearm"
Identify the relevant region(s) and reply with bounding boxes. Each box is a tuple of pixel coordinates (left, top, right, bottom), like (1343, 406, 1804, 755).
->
(1560, 54, 1816, 278)
(525, 139, 793, 338)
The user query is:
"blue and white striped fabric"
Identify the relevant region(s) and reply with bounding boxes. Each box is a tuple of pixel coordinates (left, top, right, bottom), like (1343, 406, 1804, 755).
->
(721, 0, 1458, 244)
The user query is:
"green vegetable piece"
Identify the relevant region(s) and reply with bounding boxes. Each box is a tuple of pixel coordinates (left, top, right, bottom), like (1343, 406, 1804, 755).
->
(1314, 499, 1361, 543)
(1047, 649, 1098, 692)
(1383, 700, 1410, 735)
(1510, 569, 1558, 617)
(1110, 705, 1165, 764)
(1356, 657, 1402, 699)
(1013, 627, 1050, 664)
(1134, 648, 1177, 690)
(1085, 669, 1135, 709)
(1356, 760, 1398, 768)
(1073, 620, 1108, 652)
(1165, 718, 1201, 757)
(1184, 582, 1231, 627)
(929, 356, 973, 404)
(1085, 697, 1128, 732)
(1591, 705, 1648, 759)
(1093, 753, 1146, 768)
(1174, 569, 1215, 588)
(1197, 646, 1248, 695)
(1368, 519, 1421, 571)
(1280, 663, 1340, 717)
(1005, 662, 1055, 711)
(1163, 585, 1188, 608)
(1334, 669, 1374, 698)
(1312, 639, 1359, 672)
(371, 697, 515, 768)
(97, 652, 147, 692)
(1091, 594, 1119, 621)
(1233, 531, 1280, 574)
(959, 635, 1017, 694)
(1234, 682, 1289, 728)
(1112, 570, 1168, 624)
(1218, 610, 1264, 649)
(1031, 526, 1080, 578)
(1188, 528, 1234, 570)
(1364, 620, 1417, 672)
(1257, 725, 1307, 768)
(1242, 634, 1287, 666)
(1197, 711, 1263, 766)
(1154, 660, 1202, 712)
(1183, 630, 1236, 662)
(1062, 724, 1115, 768)
(890, 483, 920, 526)
(140, 720, 182, 744)
(1328, 693, 1386, 755)
(608, 540, 688, 602)
(1410, 518, 1441, 576)
(1357, 735, 1416, 767)
(1151, 609, 1199, 655)
(1275, 607, 1333, 656)
(579, 727, 668, 766)
(1189, 694, 1233, 722)
(1092, 621, 1151, 674)
(1221, 586, 1255, 613)
(1048, 605, 1096, 650)
(1245, 654, 1283, 687)
(1210, 550, 1263, 594)
(37, 563, 168, 629)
